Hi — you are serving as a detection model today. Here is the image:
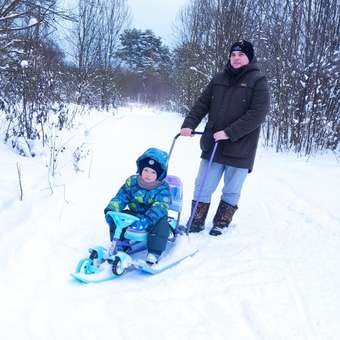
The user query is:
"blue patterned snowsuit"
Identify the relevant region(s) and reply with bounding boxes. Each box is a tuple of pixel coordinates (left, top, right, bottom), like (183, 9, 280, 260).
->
(105, 148, 171, 254)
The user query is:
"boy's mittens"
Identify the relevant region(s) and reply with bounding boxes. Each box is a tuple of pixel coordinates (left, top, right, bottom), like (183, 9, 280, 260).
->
(104, 206, 112, 215)
(131, 218, 149, 231)
(105, 213, 113, 225)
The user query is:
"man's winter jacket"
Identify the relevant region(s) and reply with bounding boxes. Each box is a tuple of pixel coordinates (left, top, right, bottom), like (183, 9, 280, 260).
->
(181, 62, 270, 171)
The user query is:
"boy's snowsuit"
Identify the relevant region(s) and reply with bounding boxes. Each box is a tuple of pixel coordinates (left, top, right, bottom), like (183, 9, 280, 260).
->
(105, 148, 171, 255)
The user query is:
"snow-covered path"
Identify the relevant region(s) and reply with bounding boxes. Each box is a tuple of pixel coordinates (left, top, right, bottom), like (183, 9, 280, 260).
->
(1, 106, 339, 340)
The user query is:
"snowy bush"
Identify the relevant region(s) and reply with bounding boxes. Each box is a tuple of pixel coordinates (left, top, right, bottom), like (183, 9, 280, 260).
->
(72, 143, 90, 173)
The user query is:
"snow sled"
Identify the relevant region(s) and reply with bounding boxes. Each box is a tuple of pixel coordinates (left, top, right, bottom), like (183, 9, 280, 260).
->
(71, 132, 216, 284)
(71, 174, 197, 283)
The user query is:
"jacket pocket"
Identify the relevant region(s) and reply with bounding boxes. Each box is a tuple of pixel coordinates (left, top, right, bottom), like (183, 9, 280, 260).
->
(221, 134, 252, 158)
(200, 121, 215, 153)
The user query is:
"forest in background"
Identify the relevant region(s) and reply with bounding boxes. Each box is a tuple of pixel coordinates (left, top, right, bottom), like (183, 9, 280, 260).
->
(0, 0, 339, 156)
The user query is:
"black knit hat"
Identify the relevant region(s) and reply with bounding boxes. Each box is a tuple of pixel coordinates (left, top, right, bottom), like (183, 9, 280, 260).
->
(229, 40, 254, 62)
(138, 157, 163, 179)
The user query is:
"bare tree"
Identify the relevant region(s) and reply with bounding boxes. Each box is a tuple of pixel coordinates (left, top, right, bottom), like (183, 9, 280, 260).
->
(95, 0, 130, 109)
(172, 0, 339, 154)
(172, 0, 254, 114)
(259, 0, 340, 154)
(0, 0, 74, 155)
(71, 0, 130, 109)
(0, 0, 71, 33)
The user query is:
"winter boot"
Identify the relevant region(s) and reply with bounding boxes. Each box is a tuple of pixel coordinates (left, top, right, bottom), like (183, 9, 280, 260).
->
(188, 200, 210, 233)
(146, 252, 160, 265)
(209, 200, 238, 236)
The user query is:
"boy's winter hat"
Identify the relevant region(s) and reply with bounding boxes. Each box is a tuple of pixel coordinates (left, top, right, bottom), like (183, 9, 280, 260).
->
(229, 40, 254, 62)
(138, 158, 163, 179)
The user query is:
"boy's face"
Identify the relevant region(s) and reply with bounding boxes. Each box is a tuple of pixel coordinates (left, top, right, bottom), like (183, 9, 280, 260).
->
(141, 167, 158, 183)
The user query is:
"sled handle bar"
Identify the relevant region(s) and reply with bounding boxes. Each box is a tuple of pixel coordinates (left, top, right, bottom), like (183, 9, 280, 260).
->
(168, 131, 203, 161)
(185, 141, 219, 234)
(167, 131, 219, 234)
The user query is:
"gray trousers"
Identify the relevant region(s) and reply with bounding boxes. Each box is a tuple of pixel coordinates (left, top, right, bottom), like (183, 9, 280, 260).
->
(193, 160, 248, 206)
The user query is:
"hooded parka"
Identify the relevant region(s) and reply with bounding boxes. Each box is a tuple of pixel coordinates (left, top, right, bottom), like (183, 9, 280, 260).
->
(106, 148, 170, 225)
(181, 61, 270, 171)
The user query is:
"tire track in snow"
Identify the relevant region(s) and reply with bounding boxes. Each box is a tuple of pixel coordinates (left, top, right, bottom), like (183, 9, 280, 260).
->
(258, 178, 317, 340)
(271, 175, 340, 238)
(241, 300, 272, 340)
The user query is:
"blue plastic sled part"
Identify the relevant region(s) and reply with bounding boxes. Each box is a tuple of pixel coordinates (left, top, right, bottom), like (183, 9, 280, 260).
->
(71, 262, 120, 283)
(71, 248, 199, 283)
(133, 249, 199, 275)
(106, 211, 139, 229)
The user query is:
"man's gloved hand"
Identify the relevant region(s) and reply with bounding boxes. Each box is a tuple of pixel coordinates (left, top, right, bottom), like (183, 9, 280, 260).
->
(130, 217, 149, 231)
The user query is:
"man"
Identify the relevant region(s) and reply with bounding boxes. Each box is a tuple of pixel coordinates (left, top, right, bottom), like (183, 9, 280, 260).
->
(180, 40, 270, 236)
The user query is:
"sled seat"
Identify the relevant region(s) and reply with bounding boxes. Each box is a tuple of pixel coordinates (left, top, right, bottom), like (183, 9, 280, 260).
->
(124, 228, 148, 242)
(165, 175, 183, 213)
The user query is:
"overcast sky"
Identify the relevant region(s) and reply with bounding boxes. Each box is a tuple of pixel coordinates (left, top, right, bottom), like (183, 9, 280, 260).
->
(61, 0, 189, 47)
(126, 0, 189, 46)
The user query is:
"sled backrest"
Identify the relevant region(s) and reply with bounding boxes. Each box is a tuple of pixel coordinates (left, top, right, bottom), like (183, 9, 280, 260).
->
(165, 175, 183, 213)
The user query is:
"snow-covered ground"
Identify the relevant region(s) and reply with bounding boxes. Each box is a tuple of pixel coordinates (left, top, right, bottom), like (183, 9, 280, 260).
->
(1, 105, 339, 340)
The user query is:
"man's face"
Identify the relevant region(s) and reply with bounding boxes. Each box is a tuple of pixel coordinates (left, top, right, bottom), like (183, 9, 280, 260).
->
(230, 51, 250, 68)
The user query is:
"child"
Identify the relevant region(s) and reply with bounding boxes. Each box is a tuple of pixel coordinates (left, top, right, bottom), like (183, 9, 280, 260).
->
(104, 147, 171, 265)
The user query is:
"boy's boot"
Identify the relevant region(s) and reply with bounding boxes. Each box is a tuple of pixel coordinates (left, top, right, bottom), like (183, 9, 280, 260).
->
(146, 252, 160, 265)
(188, 200, 210, 233)
(209, 200, 237, 236)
